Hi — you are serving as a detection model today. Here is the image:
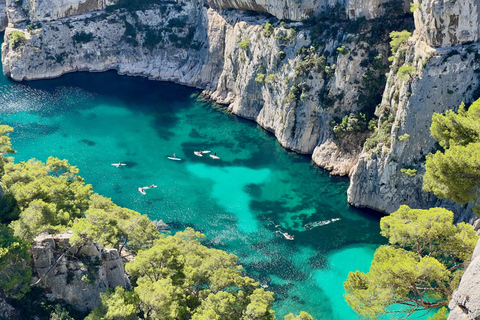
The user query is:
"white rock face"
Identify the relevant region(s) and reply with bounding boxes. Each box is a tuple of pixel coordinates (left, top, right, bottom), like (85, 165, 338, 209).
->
(31, 232, 129, 311)
(448, 239, 480, 320)
(413, 0, 480, 47)
(206, 0, 410, 21)
(348, 35, 480, 222)
(0, 0, 7, 31)
(6, 0, 112, 25)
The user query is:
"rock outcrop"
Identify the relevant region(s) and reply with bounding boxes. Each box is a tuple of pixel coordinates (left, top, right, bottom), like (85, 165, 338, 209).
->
(413, 0, 480, 47)
(348, 35, 480, 222)
(5, 0, 114, 26)
(448, 238, 480, 320)
(31, 231, 129, 311)
(206, 0, 410, 21)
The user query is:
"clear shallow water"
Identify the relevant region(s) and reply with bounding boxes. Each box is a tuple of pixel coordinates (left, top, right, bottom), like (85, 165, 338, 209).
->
(0, 58, 389, 318)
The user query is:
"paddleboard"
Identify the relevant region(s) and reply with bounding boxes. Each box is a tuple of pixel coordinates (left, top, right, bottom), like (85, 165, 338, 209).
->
(201, 150, 211, 154)
(142, 185, 157, 189)
(282, 232, 294, 240)
(111, 163, 126, 167)
(138, 187, 146, 195)
(210, 155, 220, 159)
(194, 151, 203, 157)
(167, 157, 182, 161)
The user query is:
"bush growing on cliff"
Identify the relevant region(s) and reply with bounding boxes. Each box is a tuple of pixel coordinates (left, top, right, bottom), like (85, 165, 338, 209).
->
(344, 205, 478, 319)
(336, 46, 349, 55)
(388, 30, 411, 61)
(255, 73, 266, 82)
(400, 167, 417, 177)
(332, 112, 368, 137)
(424, 98, 480, 215)
(397, 65, 416, 81)
(8, 31, 26, 49)
(0, 125, 16, 176)
(239, 37, 251, 50)
(72, 31, 93, 44)
(263, 22, 274, 37)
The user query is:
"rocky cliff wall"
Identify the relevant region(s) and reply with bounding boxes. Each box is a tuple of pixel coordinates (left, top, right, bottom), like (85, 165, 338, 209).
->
(205, 0, 410, 21)
(6, 0, 114, 25)
(31, 232, 129, 311)
(2, 0, 408, 176)
(448, 238, 480, 320)
(347, 33, 480, 222)
(413, 0, 480, 47)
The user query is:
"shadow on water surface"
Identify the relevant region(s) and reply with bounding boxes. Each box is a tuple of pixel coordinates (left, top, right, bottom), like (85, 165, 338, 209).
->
(9, 70, 199, 141)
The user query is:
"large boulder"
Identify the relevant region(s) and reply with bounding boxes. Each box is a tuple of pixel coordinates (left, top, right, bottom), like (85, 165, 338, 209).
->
(31, 231, 130, 312)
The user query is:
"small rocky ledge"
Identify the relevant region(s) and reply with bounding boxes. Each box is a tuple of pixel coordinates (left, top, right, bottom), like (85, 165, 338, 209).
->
(31, 231, 130, 312)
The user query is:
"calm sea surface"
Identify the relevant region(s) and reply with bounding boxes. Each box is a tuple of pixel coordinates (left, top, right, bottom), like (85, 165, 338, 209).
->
(0, 44, 390, 319)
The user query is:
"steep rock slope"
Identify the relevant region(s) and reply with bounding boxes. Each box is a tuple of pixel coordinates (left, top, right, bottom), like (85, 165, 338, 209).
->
(31, 231, 129, 311)
(448, 238, 480, 320)
(205, 0, 410, 21)
(2, 0, 409, 176)
(348, 0, 480, 221)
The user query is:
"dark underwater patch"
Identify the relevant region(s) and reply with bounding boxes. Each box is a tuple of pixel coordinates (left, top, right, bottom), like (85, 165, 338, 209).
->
(79, 139, 95, 146)
(247, 257, 308, 282)
(244, 183, 262, 198)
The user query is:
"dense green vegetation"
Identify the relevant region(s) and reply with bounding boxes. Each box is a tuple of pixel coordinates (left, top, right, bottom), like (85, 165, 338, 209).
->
(7, 31, 27, 49)
(0, 125, 313, 319)
(87, 228, 275, 319)
(424, 98, 480, 214)
(345, 97, 480, 319)
(344, 205, 478, 319)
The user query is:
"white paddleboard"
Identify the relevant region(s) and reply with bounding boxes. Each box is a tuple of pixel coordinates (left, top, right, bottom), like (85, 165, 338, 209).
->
(138, 187, 146, 195)
(210, 155, 220, 159)
(142, 185, 157, 189)
(201, 150, 211, 154)
(111, 163, 126, 167)
(194, 151, 203, 157)
(167, 157, 182, 161)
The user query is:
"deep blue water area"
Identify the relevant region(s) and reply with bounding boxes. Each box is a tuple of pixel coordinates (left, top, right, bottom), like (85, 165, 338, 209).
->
(1, 60, 388, 318)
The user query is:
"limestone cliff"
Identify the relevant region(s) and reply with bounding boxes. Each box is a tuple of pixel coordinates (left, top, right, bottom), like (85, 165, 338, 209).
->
(448, 238, 480, 320)
(347, 0, 480, 222)
(1, 0, 409, 176)
(205, 0, 410, 21)
(31, 231, 129, 311)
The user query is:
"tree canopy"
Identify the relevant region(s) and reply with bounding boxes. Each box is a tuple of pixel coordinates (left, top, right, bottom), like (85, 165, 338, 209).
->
(0, 125, 16, 176)
(2, 158, 93, 242)
(70, 193, 159, 254)
(0, 223, 32, 299)
(112, 227, 276, 320)
(344, 205, 478, 319)
(424, 98, 480, 214)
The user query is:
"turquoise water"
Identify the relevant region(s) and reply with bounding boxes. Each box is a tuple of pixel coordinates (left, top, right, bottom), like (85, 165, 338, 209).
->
(0, 56, 389, 318)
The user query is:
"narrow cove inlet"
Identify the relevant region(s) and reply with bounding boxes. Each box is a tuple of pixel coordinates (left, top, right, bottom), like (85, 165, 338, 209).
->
(1, 59, 387, 318)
